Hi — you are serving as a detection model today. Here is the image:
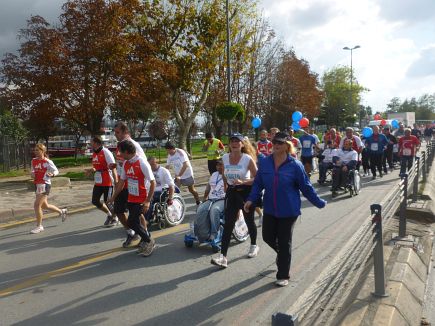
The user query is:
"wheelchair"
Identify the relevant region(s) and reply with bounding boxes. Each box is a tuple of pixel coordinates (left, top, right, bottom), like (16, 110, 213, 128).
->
(331, 167, 362, 198)
(184, 199, 249, 253)
(150, 187, 186, 229)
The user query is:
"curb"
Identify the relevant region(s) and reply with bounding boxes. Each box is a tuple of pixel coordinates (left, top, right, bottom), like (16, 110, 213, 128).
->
(0, 180, 210, 230)
(339, 226, 433, 326)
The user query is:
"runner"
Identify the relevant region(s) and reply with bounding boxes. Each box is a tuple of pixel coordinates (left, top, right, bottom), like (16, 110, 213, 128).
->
(256, 129, 273, 157)
(165, 141, 201, 205)
(398, 128, 420, 175)
(111, 121, 148, 247)
(365, 126, 388, 180)
(299, 129, 318, 176)
(86, 136, 118, 226)
(211, 133, 259, 268)
(30, 143, 67, 234)
(381, 127, 397, 174)
(109, 140, 156, 256)
(145, 156, 176, 222)
(202, 132, 225, 175)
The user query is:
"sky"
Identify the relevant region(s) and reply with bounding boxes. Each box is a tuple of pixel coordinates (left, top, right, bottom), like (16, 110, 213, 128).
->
(0, 0, 434, 111)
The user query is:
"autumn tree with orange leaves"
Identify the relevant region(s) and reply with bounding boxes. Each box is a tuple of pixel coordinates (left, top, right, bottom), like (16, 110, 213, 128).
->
(0, 0, 172, 137)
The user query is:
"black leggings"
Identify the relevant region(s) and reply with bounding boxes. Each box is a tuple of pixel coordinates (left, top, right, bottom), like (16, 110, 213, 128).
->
(369, 153, 383, 177)
(220, 186, 257, 256)
(92, 186, 112, 208)
(262, 214, 297, 280)
(127, 203, 151, 243)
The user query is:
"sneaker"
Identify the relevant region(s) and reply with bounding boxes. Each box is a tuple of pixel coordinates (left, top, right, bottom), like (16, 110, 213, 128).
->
(141, 237, 156, 257)
(30, 225, 44, 234)
(103, 216, 111, 227)
(379, 172, 383, 178)
(122, 233, 140, 248)
(108, 216, 119, 227)
(372, 176, 376, 180)
(60, 208, 68, 222)
(247, 244, 260, 258)
(275, 279, 289, 287)
(137, 240, 146, 253)
(211, 254, 228, 268)
(362, 173, 367, 177)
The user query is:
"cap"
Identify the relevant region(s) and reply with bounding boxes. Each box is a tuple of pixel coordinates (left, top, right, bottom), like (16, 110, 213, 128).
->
(164, 141, 175, 149)
(273, 132, 289, 143)
(229, 133, 244, 141)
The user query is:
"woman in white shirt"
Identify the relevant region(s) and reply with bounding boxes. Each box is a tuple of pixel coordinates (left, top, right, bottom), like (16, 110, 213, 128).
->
(211, 133, 258, 268)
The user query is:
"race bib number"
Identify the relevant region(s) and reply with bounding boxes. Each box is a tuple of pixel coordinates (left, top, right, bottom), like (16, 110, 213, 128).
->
(370, 143, 378, 151)
(403, 148, 412, 156)
(94, 172, 102, 184)
(303, 140, 312, 149)
(225, 165, 241, 182)
(36, 184, 46, 194)
(127, 178, 139, 196)
(393, 144, 399, 153)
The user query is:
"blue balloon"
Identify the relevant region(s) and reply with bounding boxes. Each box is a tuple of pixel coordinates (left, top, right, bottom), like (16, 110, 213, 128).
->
(362, 127, 373, 138)
(292, 111, 303, 122)
(251, 117, 261, 129)
(392, 119, 399, 129)
(292, 121, 301, 131)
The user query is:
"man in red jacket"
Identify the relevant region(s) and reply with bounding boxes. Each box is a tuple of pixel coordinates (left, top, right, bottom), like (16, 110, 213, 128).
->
(398, 128, 420, 175)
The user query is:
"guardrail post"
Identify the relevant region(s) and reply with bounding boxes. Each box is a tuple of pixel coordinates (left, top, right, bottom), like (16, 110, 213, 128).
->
(422, 152, 427, 183)
(412, 157, 420, 202)
(399, 174, 408, 238)
(371, 204, 388, 297)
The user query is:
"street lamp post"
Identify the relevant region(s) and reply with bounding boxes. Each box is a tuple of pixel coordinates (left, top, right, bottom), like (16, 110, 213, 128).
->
(343, 45, 360, 123)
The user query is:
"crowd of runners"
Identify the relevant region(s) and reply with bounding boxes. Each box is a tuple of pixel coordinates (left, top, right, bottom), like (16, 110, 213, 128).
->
(28, 120, 434, 286)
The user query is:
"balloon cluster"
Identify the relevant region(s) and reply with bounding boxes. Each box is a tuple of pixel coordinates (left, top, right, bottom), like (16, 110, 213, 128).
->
(291, 111, 309, 131)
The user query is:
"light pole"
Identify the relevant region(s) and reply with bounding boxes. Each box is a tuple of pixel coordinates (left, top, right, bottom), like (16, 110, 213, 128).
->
(343, 45, 360, 123)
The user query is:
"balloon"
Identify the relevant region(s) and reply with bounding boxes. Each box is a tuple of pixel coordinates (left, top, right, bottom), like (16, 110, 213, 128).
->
(299, 117, 310, 128)
(292, 111, 303, 122)
(291, 121, 301, 131)
(392, 119, 399, 129)
(362, 127, 373, 138)
(380, 119, 387, 126)
(251, 117, 261, 129)
(374, 114, 381, 120)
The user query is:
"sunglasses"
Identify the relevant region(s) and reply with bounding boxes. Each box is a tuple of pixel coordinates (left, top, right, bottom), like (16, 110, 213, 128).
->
(272, 140, 285, 145)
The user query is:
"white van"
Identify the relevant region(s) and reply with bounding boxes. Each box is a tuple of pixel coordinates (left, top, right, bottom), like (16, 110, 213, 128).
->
(368, 120, 393, 128)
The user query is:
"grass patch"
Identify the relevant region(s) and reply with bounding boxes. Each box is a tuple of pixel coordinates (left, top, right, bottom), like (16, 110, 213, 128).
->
(0, 169, 29, 179)
(51, 156, 91, 168)
(61, 171, 92, 181)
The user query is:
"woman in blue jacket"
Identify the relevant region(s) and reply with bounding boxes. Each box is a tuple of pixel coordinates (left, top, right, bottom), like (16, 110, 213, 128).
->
(244, 132, 327, 287)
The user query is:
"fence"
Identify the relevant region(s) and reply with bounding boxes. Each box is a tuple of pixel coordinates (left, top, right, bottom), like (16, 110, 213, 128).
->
(277, 140, 435, 326)
(0, 136, 31, 173)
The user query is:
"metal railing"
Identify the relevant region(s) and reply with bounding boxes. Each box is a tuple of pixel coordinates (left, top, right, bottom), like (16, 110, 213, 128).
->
(278, 140, 435, 326)
(0, 136, 31, 173)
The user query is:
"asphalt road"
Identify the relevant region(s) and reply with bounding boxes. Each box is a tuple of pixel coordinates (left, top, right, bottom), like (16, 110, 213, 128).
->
(0, 172, 403, 326)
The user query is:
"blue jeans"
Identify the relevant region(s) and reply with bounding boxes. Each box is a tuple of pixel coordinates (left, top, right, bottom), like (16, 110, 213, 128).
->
(319, 162, 333, 182)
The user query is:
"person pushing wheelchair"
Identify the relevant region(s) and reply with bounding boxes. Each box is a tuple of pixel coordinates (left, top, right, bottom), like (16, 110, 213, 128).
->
(331, 139, 358, 197)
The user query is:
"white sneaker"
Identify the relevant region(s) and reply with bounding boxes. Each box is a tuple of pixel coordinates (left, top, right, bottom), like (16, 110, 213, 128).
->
(211, 254, 228, 268)
(30, 225, 44, 234)
(60, 208, 68, 222)
(247, 245, 260, 258)
(275, 279, 289, 287)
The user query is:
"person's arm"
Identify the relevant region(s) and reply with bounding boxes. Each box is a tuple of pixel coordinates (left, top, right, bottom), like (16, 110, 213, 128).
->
(203, 184, 211, 202)
(233, 158, 257, 186)
(140, 160, 155, 213)
(105, 148, 118, 183)
(46, 159, 59, 177)
(244, 162, 264, 212)
(202, 140, 209, 152)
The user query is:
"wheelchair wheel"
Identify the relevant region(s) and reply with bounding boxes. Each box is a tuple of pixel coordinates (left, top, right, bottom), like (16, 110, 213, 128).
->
(165, 195, 186, 226)
(232, 210, 249, 242)
(353, 171, 361, 195)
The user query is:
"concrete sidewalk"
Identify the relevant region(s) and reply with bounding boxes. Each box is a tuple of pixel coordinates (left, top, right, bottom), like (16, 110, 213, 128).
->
(0, 158, 210, 225)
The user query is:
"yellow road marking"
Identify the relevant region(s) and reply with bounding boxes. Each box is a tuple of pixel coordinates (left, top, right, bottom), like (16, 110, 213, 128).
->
(0, 205, 95, 230)
(0, 223, 189, 297)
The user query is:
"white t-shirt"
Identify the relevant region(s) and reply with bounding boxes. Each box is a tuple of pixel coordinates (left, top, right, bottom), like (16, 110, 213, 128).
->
(208, 172, 225, 200)
(152, 166, 175, 192)
(167, 149, 193, 179)
(335, 149, 358, 165)
(222, 153, 251, 186)
(322, 148, 337, 163)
